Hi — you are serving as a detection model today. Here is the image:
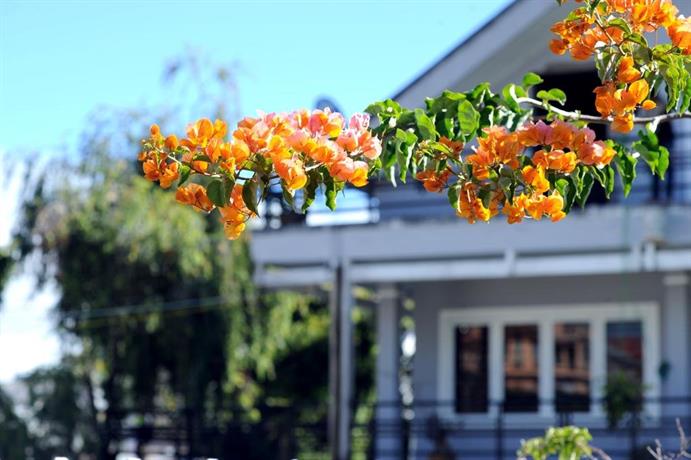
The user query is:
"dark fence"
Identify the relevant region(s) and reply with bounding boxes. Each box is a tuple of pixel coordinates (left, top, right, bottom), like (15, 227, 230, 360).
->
(372, 396, 691, 460)
(103, 397, 691, 459)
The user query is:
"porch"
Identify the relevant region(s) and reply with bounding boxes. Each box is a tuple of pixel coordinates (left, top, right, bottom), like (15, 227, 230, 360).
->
(250, 205, 691, 459)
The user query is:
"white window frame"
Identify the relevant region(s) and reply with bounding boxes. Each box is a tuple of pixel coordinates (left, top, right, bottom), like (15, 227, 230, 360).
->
(437, 302, 660, 428)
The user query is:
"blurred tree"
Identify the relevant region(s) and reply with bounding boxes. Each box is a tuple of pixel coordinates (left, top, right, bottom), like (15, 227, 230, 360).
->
(9, 54, 375, 459)
(0, 386, 32, 460)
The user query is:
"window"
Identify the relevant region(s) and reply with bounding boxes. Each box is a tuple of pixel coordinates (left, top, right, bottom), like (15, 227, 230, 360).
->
(441, 304, 659, 420)
(455, 326, 488, 413)
(504, 325, 538, 412)
(607, 321, 643, 382)
(555, 323, 590, 412)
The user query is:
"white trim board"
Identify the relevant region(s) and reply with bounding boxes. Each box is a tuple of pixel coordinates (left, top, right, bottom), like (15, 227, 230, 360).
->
(437, 302, 661, 427)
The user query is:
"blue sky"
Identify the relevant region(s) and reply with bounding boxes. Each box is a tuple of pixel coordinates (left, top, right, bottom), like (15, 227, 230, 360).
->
(0, 0, 513, 152)
(0, 0, 513, 382)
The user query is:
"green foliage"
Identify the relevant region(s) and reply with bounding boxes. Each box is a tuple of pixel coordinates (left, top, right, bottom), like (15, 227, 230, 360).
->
(602, 371, 646, 429)
(0, 248, 12, 302)
(632, 126, 670, 180)
(518, 426, 595, 460)
(0, 386, 32, 460)
(12, 118, 343, 459)
(21, 359, 99, 458)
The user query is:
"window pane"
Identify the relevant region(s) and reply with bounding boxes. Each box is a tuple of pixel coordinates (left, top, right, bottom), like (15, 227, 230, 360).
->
(554, 323, 590, 412)
(504, 325, 538, 412)
(455, 326, 488, 413)
(607, 321, 643, 381)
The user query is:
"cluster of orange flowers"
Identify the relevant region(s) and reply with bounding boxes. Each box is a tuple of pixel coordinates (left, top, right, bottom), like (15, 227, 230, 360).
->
(448, 120, 615, 224)
(548, 0, 691, 132)
(139, 109, 382, 239)
(550, 0, 683, 59)
(594, 74, 654, 132)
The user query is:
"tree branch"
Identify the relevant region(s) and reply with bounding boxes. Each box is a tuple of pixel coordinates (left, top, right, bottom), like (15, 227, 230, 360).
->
(516, 96, 691, 126)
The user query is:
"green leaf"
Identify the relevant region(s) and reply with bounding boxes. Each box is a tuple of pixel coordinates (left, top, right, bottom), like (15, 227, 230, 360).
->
(502, 83, 527, 112)
(457, 100, 480, 138)
(301, 171, 319, 213)
(447, 186, 459, 210)
(555, 176, 576, 213)
(469, 82, 491, 104)
(477, 187, 492, 210)
(632, 126, 667, 179)
(626, 33, 648, 48)
(498, 176, 516, 204)
(536, 88, 567, 105)
(658, 146, 670, 180)
(591, 165, 615, 199)
(679, 71, 691, 114)
(193, 154, 213, 163)
(426, 90, 466, 115)
(522, 72, 544, 88)
(206, 179, 228, 207)
(242, 180, 259, 215)
(324, 175, 339, 211)
(414, 109, 436, 140)
(281, 186, 295, 210)
(577, 170, 594, 208)
(178, 164, 191, 187)
(612, 142, 638, 197)
(608, 18, 631, 35)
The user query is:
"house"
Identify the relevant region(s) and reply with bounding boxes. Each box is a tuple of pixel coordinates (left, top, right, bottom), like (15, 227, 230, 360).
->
(250, 1, 691, 459)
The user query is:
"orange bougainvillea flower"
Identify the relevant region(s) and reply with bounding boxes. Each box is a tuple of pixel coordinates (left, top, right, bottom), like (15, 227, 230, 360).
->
(502, 194, 528, 224)
(439, 136, 464, 155)
(642, 99, 657, 110)
(577, 140, 616, 167)
(158, 162, 180, 189)
(612, 113, 635, 133)
(617, 56, 642, 84)
(550, 38, 568, 55)
(532, 149, 578, 174)
(175, 183, 214, 212)
(668, 16, 691, 54)
(456, 183, 499, 224)
(466, 126, 521, 179)
(594, 83, 616, 117)
(521, 165, 550, 194)
(416, 170, 451, 193)
(628, 79, 650, 104)
(219, 185, 255, 240)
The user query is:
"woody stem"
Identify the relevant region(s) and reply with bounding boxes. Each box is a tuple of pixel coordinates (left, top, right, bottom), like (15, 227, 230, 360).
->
(515, 96, 691, 126)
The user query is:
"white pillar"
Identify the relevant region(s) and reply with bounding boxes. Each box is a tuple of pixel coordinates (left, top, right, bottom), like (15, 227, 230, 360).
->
(375, 284, 401, 460)
(661, 273, 690, 413)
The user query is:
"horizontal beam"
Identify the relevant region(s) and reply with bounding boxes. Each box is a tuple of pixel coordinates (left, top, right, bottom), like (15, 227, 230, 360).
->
(255, 247, 691, 288)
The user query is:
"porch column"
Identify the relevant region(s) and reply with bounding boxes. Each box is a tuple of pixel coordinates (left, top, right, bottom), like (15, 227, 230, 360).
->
(375, 284, 401, 460)
(661, 273, 690, 411)
(329, 260, 354, 460)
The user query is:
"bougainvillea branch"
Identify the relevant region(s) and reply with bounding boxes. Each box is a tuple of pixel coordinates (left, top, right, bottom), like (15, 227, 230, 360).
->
(138, 0, 691, 239)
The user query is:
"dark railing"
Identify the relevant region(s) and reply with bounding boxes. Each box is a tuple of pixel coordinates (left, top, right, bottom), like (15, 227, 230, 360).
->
(101, 397, 691, 459)
(371, 397, 691, 460)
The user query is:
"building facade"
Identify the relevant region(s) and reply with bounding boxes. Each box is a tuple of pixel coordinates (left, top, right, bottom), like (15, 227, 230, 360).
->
(250, 1, 691, 459)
